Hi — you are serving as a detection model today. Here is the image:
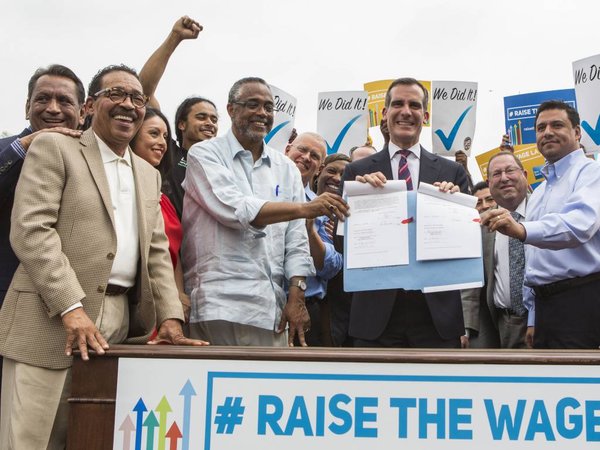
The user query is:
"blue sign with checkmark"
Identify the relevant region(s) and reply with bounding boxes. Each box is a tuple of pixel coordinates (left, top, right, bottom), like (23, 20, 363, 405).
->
(504, 89, 577, 145)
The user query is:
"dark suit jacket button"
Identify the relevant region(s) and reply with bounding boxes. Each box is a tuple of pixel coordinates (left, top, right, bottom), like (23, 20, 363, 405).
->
(97, 285, 105, 293)
(107, 252, 115, 260)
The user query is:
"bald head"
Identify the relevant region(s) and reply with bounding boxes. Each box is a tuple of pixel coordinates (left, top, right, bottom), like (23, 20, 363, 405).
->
(350, 145, 376, 161)
(285, 132, 327, 186)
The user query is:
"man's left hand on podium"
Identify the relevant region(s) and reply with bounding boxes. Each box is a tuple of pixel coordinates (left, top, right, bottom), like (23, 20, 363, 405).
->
(148, 319, 210, 346)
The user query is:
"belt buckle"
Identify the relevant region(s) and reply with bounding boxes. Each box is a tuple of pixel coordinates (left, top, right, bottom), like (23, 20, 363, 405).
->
(106, 284, 130, 296)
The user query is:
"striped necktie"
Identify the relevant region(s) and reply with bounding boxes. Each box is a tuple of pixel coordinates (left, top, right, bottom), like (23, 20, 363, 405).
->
(396, 149, 413, 190)
(509, 211, 527, 316)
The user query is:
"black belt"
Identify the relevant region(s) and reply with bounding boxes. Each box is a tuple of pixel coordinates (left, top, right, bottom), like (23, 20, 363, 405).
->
(495, 307, 525, 318)
(105, 284, 132, 296)
(532, 271, 600, 299)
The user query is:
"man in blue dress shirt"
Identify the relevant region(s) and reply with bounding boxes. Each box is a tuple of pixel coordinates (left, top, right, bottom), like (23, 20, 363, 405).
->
(482, 100, 600, 349)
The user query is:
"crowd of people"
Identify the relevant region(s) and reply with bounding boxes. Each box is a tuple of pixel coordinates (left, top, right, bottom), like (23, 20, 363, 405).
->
(0, 14, 599, 450)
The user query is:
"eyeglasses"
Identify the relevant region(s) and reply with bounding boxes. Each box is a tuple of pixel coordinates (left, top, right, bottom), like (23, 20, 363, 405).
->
(93, 87, 148, 109)
(291, 144, 323, 162)
(233, 100, 274, 113)
(489, 166, 523, 180)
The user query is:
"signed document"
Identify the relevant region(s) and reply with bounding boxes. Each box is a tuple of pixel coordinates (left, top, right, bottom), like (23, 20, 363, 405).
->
(416, 183, 481, 261)
(345, 180, 408, 269)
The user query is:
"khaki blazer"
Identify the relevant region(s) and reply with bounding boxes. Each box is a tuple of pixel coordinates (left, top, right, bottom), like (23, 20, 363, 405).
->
(0, 129, 183, 369)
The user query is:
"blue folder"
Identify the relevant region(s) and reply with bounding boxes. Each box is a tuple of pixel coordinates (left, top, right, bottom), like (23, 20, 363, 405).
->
(344, 191, 484, 292)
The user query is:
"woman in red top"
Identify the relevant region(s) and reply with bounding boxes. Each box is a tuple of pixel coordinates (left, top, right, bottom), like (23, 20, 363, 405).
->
(131, 108, 190, 321)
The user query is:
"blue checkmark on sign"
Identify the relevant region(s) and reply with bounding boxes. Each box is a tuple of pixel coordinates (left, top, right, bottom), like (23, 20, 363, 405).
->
(326, 115, 362, 155)
(581, 115, 600, 145)
(434, 105, 474, 151)
(264, 120, 291, 144)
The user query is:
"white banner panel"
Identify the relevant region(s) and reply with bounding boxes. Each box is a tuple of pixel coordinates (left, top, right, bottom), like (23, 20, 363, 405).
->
(114, 358, 600, 450)
(573, 54, 600, 154)
(265, 85, 297, 153)
(317, 91, 368, 155)
(431, 81, 478, 156)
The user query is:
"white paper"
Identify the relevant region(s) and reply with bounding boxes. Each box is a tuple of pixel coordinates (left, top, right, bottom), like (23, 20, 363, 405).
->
(337, 181, 407, 237)
(417, 182, 477, 208)
(345, 181, 409, 269)
(423, 281, 483, 293)
(344, 180, 407, 196)
(416, 183, 482, 261)
(335, 186, 348, 237)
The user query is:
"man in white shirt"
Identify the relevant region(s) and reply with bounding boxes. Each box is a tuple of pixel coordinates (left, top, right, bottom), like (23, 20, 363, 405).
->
(470, 151, 529, 348)
(182, 77, 348, 347)
(340, 77, 469, 348)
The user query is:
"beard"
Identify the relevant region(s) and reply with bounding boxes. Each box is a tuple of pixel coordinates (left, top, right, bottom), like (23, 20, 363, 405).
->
(234, 119, 273, 145)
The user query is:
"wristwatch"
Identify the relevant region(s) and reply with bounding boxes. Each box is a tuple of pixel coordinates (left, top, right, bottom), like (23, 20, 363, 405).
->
(291, 279, 307, 292)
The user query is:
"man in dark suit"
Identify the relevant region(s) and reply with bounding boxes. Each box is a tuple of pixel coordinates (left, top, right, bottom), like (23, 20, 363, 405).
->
(466, 151, 529, 349)
(340, 77, 469, 348)
(0, 65, 85, 306)
(0, 65, 85, 396)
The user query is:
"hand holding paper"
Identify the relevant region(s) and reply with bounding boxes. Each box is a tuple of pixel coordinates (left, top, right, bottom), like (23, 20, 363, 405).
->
(480, 207, 527, 241)
(355, 171, 388, 188)
(432, 180, 461, 193)
(304, 192, 350, 222)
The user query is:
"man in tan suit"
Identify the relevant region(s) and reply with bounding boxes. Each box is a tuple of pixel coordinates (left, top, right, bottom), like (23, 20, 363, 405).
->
(0, 64, 207, 450)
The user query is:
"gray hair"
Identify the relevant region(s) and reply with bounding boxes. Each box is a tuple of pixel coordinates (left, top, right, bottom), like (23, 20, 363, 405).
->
(228, 77, 270, 104)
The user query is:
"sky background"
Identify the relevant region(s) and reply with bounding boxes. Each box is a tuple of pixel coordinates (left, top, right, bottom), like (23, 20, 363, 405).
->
(2, 0, 598, 179)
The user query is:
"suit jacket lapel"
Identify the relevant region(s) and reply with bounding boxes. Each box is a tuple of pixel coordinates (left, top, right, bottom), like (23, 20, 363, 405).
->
(373, 145, 394, 180)
(80, 129, 115, 228)
(418, 145, 442, 186)
(18, 127, 32, 139)
(130, 151, 148, 260)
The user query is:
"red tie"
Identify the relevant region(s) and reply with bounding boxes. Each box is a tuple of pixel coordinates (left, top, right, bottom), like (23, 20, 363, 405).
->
(396, 149, 413, 190)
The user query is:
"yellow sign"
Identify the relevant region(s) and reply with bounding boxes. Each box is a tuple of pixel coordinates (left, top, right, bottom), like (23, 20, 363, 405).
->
(475, 144, 546, 188)
(364, 79, 431, 128)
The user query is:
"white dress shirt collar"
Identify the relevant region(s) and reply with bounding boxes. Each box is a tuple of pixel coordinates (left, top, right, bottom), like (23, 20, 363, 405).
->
(388, 141, 421, 161)
(387, 141, 421, 187)
(515, 197, 527, 219)
(96, 133, 133, 166)
(226, 129, 272, 168)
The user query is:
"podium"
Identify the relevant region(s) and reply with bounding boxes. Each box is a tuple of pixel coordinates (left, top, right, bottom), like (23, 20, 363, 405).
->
(67, 346, 600, 450)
